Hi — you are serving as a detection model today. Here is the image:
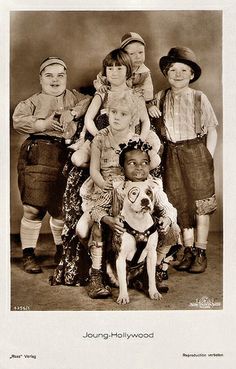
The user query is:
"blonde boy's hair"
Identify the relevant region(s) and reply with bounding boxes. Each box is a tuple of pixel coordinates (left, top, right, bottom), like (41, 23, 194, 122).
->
(106, 91, 139, 129)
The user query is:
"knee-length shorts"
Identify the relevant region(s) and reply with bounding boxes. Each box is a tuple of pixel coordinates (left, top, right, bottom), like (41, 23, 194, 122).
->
(162, 138, 217, 229)
(17, 136, 68, 218)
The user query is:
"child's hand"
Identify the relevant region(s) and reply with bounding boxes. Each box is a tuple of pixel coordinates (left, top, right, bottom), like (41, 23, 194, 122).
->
(102, 178, 113, 191)
(158, 217, 172, 234)
(148, 105, 162, 118)
(98, 85, 110, 93)
(102, 215, 125, 234)
(68, 136, 85, 151)
(44, 113, 64, 132)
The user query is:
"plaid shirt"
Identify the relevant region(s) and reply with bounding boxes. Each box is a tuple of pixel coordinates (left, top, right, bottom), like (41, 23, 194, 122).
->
(155, 87, 218, 142)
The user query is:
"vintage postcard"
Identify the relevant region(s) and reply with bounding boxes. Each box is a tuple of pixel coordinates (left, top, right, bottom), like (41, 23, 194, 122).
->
(0, 0, 236, 368)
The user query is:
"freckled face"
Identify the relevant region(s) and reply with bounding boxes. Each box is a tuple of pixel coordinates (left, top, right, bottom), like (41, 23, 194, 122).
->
(124, 150, 150, 182)
(40, 64, 67, 96)
(166, 62, 194, 90)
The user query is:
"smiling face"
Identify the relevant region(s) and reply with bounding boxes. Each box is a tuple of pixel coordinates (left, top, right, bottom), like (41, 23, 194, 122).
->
(124, 42, 145, 70)
(166, 62, 194, 91)
(40, 64, 67, 96)
(124, 150, 150, 182)
(106, 64, 127, 87)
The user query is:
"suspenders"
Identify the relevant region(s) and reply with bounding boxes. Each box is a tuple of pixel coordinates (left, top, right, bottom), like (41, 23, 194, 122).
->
(152, 89, 203, 141)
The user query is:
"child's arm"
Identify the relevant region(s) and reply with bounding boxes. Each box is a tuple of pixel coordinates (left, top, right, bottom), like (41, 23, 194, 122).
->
(138, 99, 151, 141)
(13, 99, 63, 134)
(142, 72, 154, 102)
(201, 93, 218, 157)
(101, 215, 125, 234)
(152, 183, 177, 225)
(90, 138, 113, 190)
(147, 92, 162, 118)
(84, 94, 103, 137)
(93, 71, 109, 93)
(206, 126, 218, 157)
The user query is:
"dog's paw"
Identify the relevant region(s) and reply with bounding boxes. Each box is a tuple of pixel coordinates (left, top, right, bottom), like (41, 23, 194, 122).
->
(117, 294, 130, 305)
(149, 289, 162, 300)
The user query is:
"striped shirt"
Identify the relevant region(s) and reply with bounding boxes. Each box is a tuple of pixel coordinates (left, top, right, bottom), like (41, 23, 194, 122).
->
(155, 87, 218, 142)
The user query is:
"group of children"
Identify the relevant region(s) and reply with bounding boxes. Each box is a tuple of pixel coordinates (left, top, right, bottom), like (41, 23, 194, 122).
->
(13, 32, 218, 300)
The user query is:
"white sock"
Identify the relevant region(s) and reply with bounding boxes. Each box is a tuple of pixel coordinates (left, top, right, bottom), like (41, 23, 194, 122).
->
(183, 238, 194, 248)
(157, 245, 172, 265)
(49, 217, 64, 245)
(90, 243, 103, 270)
(195, 241, 208, 250)
(20, 216, 42, 250)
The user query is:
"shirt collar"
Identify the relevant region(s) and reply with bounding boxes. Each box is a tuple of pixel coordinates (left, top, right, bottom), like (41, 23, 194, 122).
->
(133, 64, 150, 74)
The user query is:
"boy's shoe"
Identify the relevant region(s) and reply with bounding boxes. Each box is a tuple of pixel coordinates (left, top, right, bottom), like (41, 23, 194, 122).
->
(23, 254, 42, 274)
(156, 265, 169, 280)
(189, 248, 207, 273)
(54, 244, 63, 264)
(156, 268, 169, 293)
(87, 269, 112, 299)
(175, 246, 196, 271)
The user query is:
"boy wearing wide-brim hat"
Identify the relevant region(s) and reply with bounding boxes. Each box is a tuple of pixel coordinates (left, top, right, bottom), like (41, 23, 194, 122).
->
(148, 46, 218, 273)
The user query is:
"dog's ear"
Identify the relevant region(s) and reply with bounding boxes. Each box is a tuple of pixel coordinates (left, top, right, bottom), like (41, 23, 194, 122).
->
(146, 179, 155, 189)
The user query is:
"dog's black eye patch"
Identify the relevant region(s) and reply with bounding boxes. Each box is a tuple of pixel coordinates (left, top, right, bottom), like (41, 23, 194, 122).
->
(145, 188, 153, 201)
(128, 187, 140, 203)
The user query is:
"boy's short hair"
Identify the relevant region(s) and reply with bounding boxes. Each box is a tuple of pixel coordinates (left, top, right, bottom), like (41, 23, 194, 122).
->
(120, 32, 145, 49)
(119, 139, 152, 168)
(163, 62, 194, 77)
(39, 57, 67, 74)
(102, 48, 132, 79)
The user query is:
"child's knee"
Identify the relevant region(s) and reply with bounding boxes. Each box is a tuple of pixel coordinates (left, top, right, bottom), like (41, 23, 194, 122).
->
(76, 214, 93, 239)
(23, 204, 46, 221)
(71, 150, 90, 167)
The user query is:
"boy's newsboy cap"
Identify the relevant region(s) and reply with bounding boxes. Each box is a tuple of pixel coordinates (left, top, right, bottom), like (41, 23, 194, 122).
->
(39, 57, 67, 74)
(120, 32, 146, 49)
(159, 46, 201, 83)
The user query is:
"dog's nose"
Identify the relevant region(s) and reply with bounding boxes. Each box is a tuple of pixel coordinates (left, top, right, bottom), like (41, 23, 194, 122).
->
(141, 198, 150, 207)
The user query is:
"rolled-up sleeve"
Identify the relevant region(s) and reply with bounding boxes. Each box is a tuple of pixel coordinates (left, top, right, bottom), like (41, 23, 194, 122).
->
(201, 93, 218, 129)
(154, 187, 177, 223)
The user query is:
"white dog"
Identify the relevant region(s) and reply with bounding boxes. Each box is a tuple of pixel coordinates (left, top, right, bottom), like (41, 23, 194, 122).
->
(107, 180, 162, 305)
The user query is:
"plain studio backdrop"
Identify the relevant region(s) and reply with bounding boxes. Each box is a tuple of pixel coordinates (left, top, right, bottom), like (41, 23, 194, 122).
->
(10, 10, 222, 234)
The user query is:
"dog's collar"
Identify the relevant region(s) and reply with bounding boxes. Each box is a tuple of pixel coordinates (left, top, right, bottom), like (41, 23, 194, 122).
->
(123, 220, 158, 242)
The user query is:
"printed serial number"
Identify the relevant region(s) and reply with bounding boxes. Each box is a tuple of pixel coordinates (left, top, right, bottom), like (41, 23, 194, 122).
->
(13, 306, 30, 311)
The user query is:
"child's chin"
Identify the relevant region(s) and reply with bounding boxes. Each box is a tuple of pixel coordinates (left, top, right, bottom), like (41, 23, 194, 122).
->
(133, 176, 146, 181)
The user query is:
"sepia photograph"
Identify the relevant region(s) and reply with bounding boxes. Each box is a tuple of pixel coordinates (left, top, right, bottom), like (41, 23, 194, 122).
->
(10, 9, 222, 311)
(1, 1, 236, 368)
